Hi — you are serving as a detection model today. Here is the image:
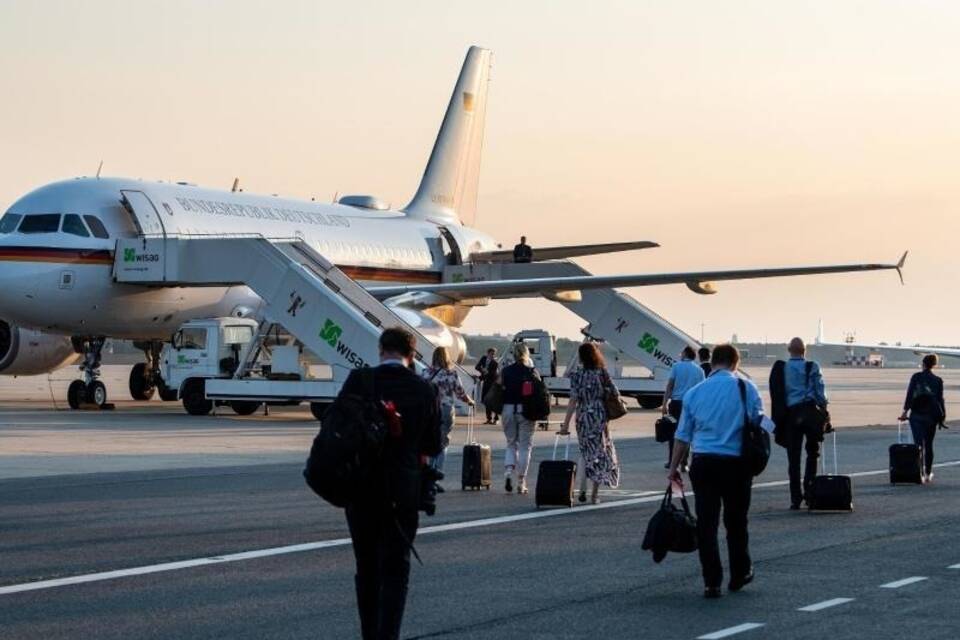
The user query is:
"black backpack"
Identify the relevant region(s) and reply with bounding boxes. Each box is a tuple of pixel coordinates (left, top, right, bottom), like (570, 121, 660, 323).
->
(522, 369, 551, 421)
(739, 378, 771, 477)
(303, 368, 388, 508)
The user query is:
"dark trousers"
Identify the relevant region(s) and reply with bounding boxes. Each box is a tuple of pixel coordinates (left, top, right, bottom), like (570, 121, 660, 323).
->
(667, 400, 685, 464)
(786, 421, 822, 505)
(346, 504, 419, 640)
(481, 380, 498, 422)
(689, 454, 753, 589)
(909, 415, 938, 474)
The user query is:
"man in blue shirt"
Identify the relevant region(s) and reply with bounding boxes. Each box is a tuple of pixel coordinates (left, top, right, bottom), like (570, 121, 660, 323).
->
(669, 344, 770, 598)
(770, 338, 829, 509)
(661, 346, 706, 469)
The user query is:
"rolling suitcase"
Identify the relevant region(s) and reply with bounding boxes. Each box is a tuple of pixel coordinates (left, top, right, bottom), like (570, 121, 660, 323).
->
(889, 420, 923, 485)
(535, 433, 577, 508)
(461, 407, 491, 491)
(807, 431, 853, 512)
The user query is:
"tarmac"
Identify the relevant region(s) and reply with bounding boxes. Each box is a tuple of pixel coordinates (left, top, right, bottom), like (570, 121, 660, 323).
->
(1, 365, 958, 639)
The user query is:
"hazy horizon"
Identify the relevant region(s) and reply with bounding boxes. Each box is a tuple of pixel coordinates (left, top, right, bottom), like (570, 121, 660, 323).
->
(2, 1, 957, 344)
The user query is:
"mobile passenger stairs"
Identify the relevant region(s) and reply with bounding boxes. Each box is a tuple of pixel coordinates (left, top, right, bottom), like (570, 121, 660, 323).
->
(112, 232, 476, 416)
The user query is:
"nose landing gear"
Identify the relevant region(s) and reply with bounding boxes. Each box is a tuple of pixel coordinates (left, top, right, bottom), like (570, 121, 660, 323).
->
(67, 336, 109, 410)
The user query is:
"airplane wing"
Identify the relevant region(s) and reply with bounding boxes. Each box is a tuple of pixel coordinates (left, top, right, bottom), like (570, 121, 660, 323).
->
(816, 340, 960, 359)
(369, 253, 907, 302)
(469, 240, 659, 263)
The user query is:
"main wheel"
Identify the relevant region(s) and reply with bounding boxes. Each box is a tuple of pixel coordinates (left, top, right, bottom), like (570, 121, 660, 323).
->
(310, 402, 330, 421)
(87, 380, 107, 407)
(128, 362, 156, 401)
(230, 400, 262, 416)
(67, 380, 86, 410)
(182, 379, 213, 416)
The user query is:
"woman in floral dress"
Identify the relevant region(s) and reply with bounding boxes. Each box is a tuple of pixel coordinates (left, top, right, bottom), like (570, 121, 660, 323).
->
(561, 342, 621, 503)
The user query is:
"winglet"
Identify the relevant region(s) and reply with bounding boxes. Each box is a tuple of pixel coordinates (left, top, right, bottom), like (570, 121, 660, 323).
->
(896, 251, 908, 285)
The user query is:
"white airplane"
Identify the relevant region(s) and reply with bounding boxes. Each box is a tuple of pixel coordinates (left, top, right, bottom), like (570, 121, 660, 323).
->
(0, 46, 906, 409)
(814, 320, 960, 361)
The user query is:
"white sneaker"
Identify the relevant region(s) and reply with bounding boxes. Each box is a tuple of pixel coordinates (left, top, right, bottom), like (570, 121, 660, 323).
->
(518, 476, 528, 495)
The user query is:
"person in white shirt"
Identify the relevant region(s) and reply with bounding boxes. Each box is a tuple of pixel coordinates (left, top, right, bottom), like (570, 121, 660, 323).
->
(661, 346, 705, 469)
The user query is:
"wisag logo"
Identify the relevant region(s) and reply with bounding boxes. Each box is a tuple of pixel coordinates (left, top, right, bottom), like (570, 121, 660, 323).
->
(637, 332, 675, 367)
(319, 319, 343, 348)
(123, 248, 136, 262)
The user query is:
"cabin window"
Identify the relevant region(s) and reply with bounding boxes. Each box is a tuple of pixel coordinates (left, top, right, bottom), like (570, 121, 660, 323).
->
(223, 325, 254, 346)
(0, 213, 22, 234)
(175, 328, 207, 350)
(83, 215, 110, 239)
(62, 214, 90, 237)
(18, 214, 62, 234)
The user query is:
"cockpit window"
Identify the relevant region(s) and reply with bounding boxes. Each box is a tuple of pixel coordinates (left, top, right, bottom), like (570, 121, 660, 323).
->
(62, 214, 90, 237)
(18, 214, 62, 234)
(0, 213, 22, 234)
(83, 215, 110, 239)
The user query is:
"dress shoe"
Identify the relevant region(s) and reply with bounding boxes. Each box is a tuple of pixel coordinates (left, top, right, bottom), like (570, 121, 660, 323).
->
(728, 569, 754, 592)
(703, 586, 722, 599)
(790, 502, 801, 511)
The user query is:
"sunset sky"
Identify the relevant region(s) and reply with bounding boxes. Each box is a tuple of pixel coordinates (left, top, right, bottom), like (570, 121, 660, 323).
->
(1, 1, 957, 345)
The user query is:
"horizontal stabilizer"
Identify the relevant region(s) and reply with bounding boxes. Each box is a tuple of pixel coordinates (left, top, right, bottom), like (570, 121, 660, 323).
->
(469, 241, 659, 263)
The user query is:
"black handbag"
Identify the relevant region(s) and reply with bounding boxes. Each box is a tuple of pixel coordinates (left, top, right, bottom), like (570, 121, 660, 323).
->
(738, 378, 770, 477)
(482, 382, 504, 414)
(641, 486, 698, 563)
(655, 416, 677, 443)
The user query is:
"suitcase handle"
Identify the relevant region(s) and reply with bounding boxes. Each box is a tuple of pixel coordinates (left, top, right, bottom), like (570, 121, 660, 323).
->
(464, 404, 477, 445)
(897, 420, 915, 445)
(553, 432, 572, 461)
(819, 430, 839, 475)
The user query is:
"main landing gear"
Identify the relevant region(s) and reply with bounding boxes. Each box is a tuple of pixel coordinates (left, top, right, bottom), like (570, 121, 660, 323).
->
(67, 336, 109, 410)
(129, 341, 177, 402)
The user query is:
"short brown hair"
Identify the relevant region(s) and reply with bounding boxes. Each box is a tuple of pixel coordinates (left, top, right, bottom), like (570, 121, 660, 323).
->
(922, 354, 938, 370)
(379, 327, 416, 358)
(578, 342, 606, 370)
(711, 343, 740, 370)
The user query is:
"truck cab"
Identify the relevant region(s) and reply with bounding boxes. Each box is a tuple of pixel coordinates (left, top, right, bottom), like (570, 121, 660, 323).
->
(161, 317, 259, 414)
(510, 329, 558, 378)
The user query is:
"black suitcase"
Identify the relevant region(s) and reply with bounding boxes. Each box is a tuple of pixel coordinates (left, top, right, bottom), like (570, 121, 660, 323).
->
(807, 432, 853, 512)
(655, 416, 677, 443)
(461, 410, 491, 490)
(889, 421, 923, 485)
(535, 433, 577, 508)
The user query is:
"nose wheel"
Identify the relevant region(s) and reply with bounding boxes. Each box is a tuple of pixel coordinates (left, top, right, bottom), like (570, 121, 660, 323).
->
(67, 336, 110, 409)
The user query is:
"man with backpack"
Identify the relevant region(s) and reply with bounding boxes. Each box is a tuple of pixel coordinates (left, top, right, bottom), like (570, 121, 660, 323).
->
(314, 328, 441, 640)
(769, 338, 829, 510)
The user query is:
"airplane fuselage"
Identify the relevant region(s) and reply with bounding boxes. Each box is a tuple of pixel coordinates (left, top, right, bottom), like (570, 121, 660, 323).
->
(0, 177, 498, 339)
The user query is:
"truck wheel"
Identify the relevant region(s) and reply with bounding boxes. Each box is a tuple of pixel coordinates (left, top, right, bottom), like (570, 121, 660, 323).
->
(310, 402, 330, 421)
(182, 379, 213, 416)
(637, 395, 663, 410)
(129, 362, 156, 401)
(230, 400, 262, 416)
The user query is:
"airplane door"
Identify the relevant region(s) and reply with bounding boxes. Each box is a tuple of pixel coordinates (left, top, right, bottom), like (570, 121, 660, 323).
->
(120, 190, 167, 237)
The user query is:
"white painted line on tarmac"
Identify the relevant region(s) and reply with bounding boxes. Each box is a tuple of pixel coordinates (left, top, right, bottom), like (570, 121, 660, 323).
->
(2, 459, 959, 597)
(880, 576, 928, 589)
(949, 564, 960, 570)
(697, 622, 765, 639)
(797, 597, 855, 612)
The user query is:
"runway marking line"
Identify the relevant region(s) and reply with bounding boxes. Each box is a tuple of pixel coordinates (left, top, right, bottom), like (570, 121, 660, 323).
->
(797, 597, 854, 612)
(880, 576, 928, 589)
(949, 564, 960, 570)
(696, 622, 765, 639)
(1, 459, 959, 597)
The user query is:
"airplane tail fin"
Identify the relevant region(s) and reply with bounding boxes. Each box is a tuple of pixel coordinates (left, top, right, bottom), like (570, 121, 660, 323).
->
(404, 46, 492, 225)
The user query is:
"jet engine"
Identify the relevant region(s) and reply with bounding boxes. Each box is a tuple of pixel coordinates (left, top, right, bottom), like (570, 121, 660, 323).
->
(389, 307, 469, 364)
(0, 320, 81, 376)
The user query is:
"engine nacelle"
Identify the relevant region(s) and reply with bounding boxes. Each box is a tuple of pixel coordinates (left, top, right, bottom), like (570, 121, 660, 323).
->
(0, 320, 81, 376)
(389, 307, 468, 364)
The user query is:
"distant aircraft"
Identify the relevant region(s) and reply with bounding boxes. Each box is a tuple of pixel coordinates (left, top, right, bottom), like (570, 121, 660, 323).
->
(814, 320, 960, 360)
(0, 46, 906, 409)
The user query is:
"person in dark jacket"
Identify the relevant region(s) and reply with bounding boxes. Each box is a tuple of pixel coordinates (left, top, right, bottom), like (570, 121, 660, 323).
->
(898, 354, 946, 483)
(339, 327, 442, 640)
(475, 348, 500, 424)
(698, 347, 712, 377)
(499, 342, 537, 494)
(513, 236, 534, 263)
